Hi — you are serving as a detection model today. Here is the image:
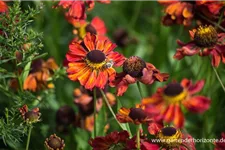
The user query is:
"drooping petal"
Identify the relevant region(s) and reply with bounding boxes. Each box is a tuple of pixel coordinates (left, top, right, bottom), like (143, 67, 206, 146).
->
(211, 49, 221, 67)
(163, 104, 175, 123)
(78, 68, 92, 86)
(183, 96, 210, 113)
(188, 80, 205, 95)
(174, 104, 184, 128)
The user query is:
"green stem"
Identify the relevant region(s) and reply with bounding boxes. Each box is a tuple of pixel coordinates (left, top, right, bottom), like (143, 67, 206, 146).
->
(26, 126, 32, 150)
(136, 124, 141, 150)
(217, 6, 225, 27)
(100, 89, 124, 130)
(137, 82, 143, 99)
(130, 1, 142, 28)
(212, 67, 225, 93)
(93, 88, 97, 138)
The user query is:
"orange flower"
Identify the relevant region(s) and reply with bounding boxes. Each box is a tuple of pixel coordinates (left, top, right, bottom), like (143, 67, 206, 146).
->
(0, 1, 8, 13)
(116, 105, 152, 125)
(158, 0, 223, 26)
(23, 58, 58, 92)
(110, 56, 169, 96)
(19, 105, 41, 124)
(66, 33, 125, 90)
(142, 79, 211, 128)
(174, 25, 225, 67)
(159, 0, 194, 26)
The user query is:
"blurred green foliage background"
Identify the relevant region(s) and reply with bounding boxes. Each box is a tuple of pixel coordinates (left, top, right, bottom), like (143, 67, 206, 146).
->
(1, 1, 225, 150)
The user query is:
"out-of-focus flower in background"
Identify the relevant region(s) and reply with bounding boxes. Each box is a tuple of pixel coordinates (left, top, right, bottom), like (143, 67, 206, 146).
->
(142, 78, 210, 128)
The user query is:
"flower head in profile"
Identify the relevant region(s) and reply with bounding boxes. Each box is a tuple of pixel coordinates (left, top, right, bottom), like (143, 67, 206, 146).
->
(89, 130, 131, 150)
(142, 78, 210, 128)
(19, 105, 41, 124)
(214, 132, 225, 150)
(174, 25, 225, 67)
(110, 56, 169, 96)
(0, 1, 8, 13)
(66, 33, 125, 90)
(23, 58, 59, 92)
(45, 134, 65, 150)
(148, 123, 196, 150)
(116, 104, 152, 125)
(73, 86, 115, 116)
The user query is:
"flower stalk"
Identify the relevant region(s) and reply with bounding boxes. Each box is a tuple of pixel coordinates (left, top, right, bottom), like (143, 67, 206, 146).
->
(26, 125, 33, 150)
(93, 88, 97, 137)
(136, 124, 141, 150)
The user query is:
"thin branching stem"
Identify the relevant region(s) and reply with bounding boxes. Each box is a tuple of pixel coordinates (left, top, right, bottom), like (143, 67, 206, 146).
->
(100, 89, 124, 130)
(137, 82, 144, 99)
(212, 67, 225, 93)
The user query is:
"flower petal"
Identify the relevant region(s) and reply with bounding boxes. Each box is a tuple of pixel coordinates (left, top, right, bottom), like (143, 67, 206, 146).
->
(183, 96, 210, 113)
(96, 70, 108, 89)
(174, 104, 184, 128)
(84, 70, 97, 90)
(84, 33, 96, 51)
(188, 80, 204, 95)
(163, 104, 175, 123)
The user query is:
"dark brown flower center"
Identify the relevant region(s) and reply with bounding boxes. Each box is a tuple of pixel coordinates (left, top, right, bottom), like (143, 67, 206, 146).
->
(86, 50, 106, 63)
(24, 111, 39, 122)
(161, 127, 177, 136)
(164, 83, 183, 96)
(194, 25, 218, 47)
(85, 24, 97, 34)
(123, 56, 146, 78)
(129, 108, 147, 121)
(48, 138, 62, 149)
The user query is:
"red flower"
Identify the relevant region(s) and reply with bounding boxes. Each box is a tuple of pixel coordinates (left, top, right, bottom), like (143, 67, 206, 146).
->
(174, 25, 225, 67)
(0, 1, 8, 13)
(148, 123, 196, 150)
(110, 56, 169, 96)
(57, 0, 110, 22)
(68, 16, 107, 39)
(66, 33, 125, 90)
(214, 132, 225, 150)
(142, 78, 210, 128)
(116, 105, 152, 125)
(89, 130, 131, 150)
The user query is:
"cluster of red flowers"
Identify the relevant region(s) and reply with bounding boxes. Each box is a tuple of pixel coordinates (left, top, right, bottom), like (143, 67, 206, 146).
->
(2, 0, 224, 149)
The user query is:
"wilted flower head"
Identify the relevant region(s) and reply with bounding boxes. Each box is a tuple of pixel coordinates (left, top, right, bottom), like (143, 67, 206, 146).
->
(23, 58, 58, 92)
(142, 78, 210, 128)
(66, 33, 125, 90)
(174, 25, 225, 67)
(110, 56, 169, 96)
(19, 105, 41, 124)
(45, 134, 65, 150)
(116, 104, 152, 125)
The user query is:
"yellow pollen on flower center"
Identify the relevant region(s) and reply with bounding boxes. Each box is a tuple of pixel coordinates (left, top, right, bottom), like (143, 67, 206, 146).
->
(194, 25, 218, 47)
(157, 127, 182, 148)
